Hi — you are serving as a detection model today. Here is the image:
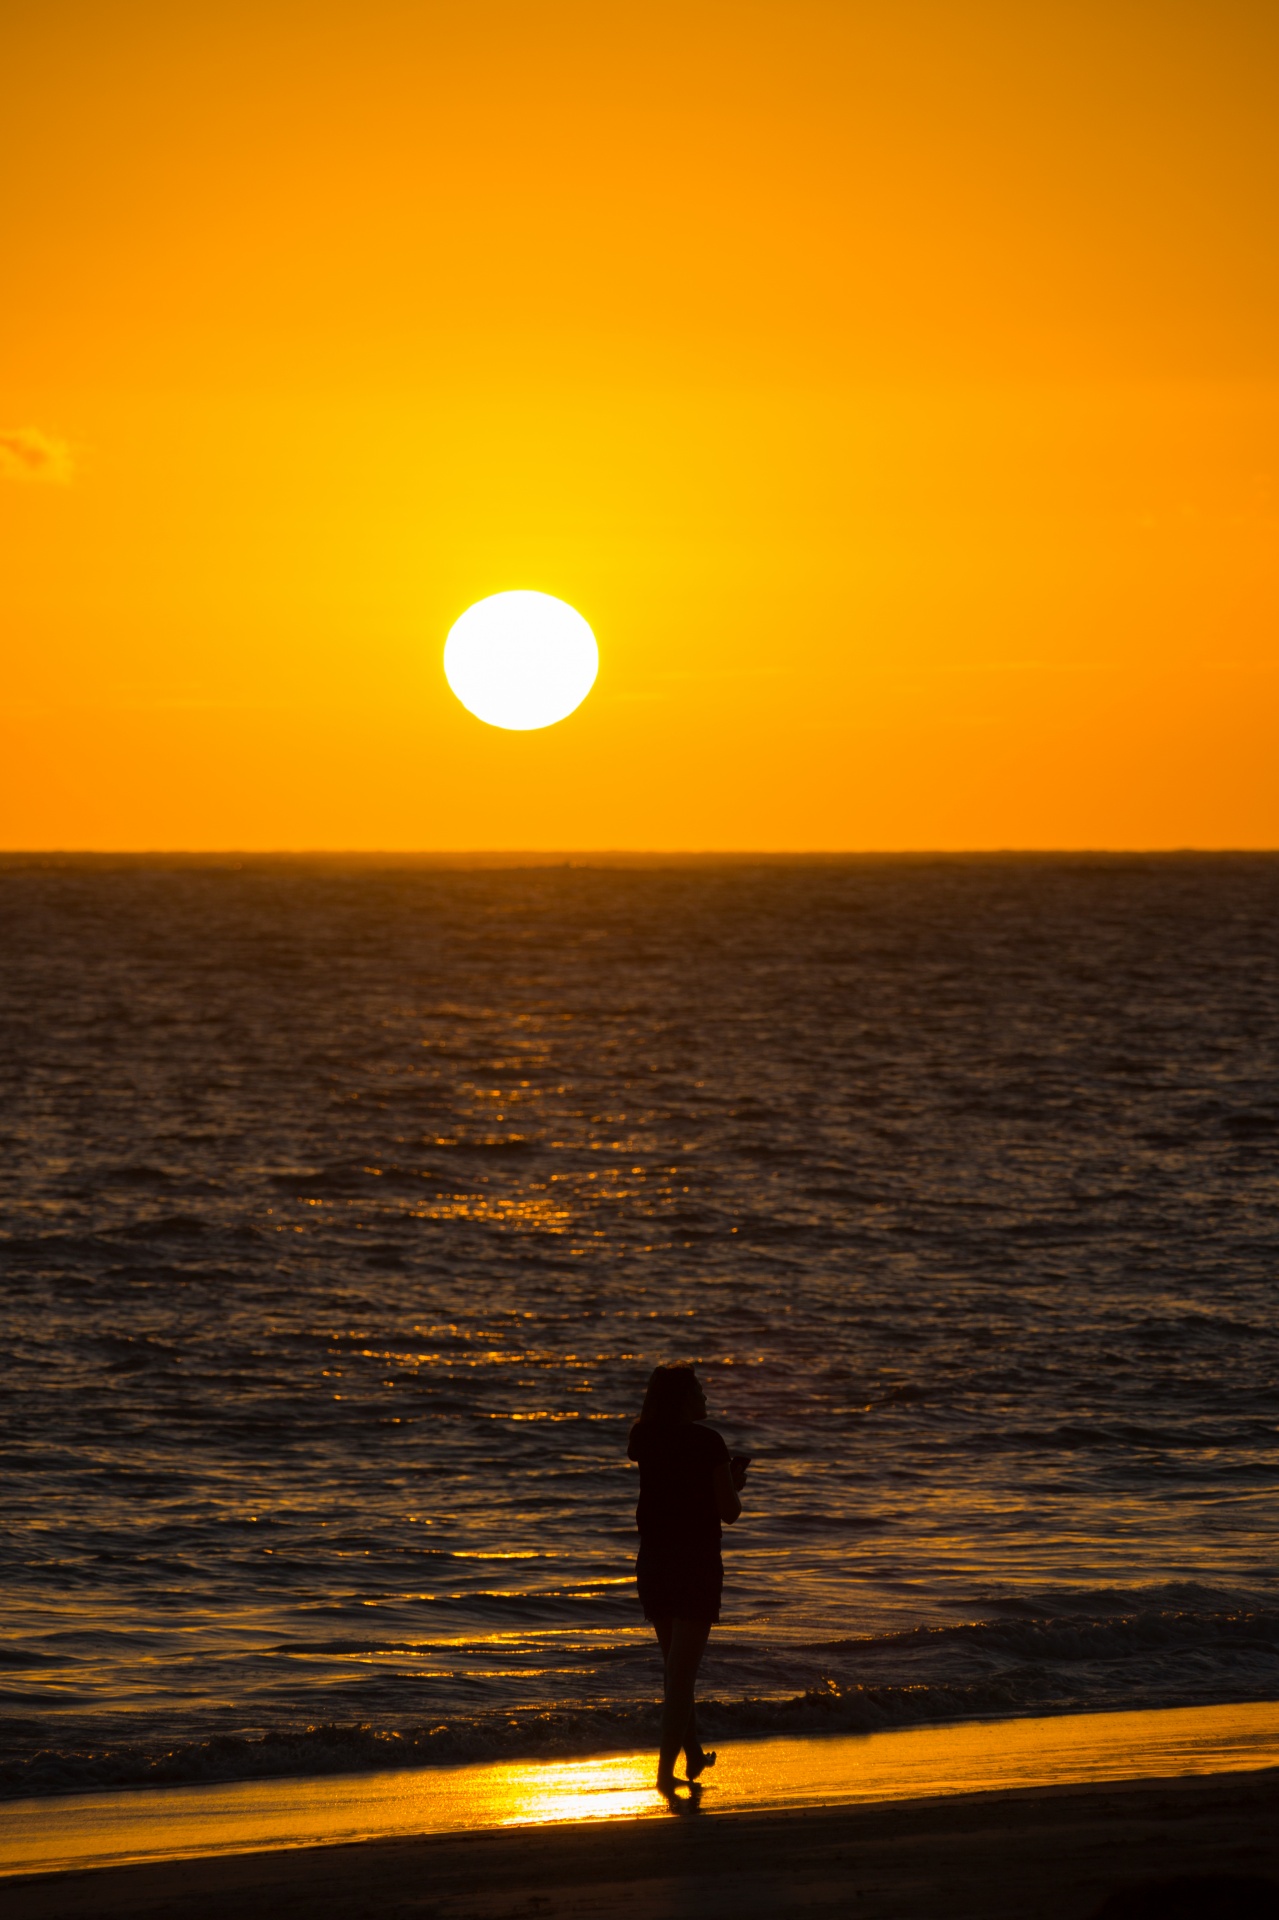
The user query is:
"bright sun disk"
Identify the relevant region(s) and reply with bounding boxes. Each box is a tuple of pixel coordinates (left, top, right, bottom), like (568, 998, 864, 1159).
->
(444, 591, 598, 731)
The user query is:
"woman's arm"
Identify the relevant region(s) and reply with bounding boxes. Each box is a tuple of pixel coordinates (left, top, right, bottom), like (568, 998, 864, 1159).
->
(712, 1461, 742, 1525)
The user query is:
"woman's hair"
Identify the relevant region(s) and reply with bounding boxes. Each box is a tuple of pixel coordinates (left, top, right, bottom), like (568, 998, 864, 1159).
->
(639, 1363, 700, 1424)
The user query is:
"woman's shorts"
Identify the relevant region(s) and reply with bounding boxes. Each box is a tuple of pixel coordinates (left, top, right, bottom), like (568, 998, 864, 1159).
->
(636, 1541, 723, 1624)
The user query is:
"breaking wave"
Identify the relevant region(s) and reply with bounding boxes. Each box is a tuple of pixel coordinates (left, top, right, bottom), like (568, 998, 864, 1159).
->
(6, 1597, 1276, 1799)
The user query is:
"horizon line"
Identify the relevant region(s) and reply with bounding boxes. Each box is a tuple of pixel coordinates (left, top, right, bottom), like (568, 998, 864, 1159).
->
(3, 847, 1277, 864)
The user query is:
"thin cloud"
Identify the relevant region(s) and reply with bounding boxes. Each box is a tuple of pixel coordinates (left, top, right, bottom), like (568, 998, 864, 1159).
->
(0, 427, 74, 484)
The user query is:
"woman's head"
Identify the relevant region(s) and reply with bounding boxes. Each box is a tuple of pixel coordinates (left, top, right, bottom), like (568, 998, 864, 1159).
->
(640, 1363, 707, 1425)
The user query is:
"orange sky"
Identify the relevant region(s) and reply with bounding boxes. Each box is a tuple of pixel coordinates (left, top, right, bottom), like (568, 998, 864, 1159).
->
(2, 0, 1277, 849)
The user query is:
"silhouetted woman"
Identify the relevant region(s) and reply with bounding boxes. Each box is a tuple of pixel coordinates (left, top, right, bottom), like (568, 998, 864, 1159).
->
(627, 1363, 748, 1793)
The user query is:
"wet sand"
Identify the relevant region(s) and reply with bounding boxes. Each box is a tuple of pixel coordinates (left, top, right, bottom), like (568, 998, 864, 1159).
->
(5, 1767, 1278, 1920)
(6, 1701, 1279, 1880)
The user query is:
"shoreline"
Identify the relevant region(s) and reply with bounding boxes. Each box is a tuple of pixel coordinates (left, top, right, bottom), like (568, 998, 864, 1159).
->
(3, 1700, 1278, 1883)
(6, 1769, 1278, 1920)
(11, 1688, 1279, 1808)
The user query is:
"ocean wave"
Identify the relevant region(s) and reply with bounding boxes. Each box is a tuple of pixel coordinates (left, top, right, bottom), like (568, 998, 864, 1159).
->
(2, 1679, 1271, 1802)
(5, 1600, 1277, 1801)
(838, 1601, 1279, 1667)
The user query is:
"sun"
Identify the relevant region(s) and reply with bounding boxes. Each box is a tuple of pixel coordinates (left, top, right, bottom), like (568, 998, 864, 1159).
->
(443, 591, 599, 731)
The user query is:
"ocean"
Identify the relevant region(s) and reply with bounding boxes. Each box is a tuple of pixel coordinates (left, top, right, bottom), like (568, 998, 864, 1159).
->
(2, 854, 1277, 1797)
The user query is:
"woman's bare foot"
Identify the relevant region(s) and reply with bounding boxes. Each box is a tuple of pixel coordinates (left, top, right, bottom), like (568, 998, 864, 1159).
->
(685, 1747, 716, 1780)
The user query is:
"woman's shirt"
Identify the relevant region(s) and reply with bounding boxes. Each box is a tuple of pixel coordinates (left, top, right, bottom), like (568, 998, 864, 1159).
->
(627, 1419, 731, 1553)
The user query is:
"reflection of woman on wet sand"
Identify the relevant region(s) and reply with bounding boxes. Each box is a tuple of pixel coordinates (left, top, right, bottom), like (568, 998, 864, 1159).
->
(628, 1364, 749, 1793)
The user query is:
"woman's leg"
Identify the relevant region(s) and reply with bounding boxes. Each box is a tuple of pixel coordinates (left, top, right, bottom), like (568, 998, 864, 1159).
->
(657, 1618, 711, 1789)
(652, 1619, 708, 1774)
(683, 1698, 714, 1778)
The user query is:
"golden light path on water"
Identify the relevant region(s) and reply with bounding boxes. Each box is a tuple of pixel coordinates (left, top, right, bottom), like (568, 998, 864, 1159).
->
(4, 1703, 1279, 1879)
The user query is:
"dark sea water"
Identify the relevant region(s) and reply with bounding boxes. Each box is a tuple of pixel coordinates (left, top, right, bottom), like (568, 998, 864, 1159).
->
(2, 855, 1278, 1797)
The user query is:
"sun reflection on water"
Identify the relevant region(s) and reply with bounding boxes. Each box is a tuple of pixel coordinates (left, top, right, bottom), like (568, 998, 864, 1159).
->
(486, 1754, 658, 1827)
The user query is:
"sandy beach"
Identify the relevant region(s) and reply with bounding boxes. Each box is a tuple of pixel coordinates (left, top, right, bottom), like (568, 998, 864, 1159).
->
(5, 1767, 1277, 1920)
(5, 1707, 1279, 1920)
